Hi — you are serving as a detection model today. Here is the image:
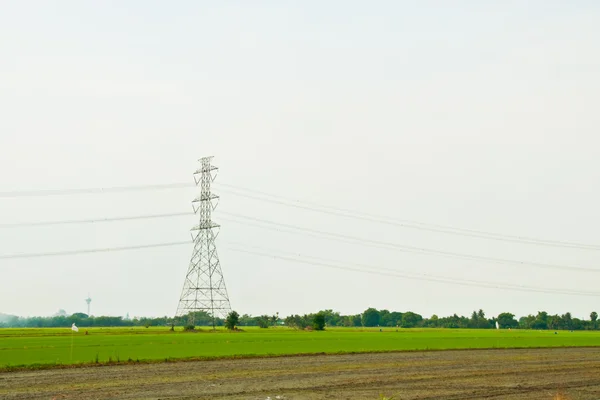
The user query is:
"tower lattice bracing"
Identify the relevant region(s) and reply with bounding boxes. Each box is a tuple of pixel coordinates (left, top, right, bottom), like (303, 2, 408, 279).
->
(175, 156, 231, 326)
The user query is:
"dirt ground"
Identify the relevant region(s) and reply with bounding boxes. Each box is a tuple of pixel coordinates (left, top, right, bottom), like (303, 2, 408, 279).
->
(2, 348, 600, 399)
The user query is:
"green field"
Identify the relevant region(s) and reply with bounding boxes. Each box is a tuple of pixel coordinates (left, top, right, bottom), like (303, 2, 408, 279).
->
(1, 327, 599, 370)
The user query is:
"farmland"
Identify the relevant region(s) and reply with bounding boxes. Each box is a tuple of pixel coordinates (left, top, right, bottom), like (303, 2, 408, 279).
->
(3, 348, 600, 399)
(2, 326, 600, 369)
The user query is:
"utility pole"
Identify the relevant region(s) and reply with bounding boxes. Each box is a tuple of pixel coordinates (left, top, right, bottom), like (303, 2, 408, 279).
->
(175, 156, 231, 329)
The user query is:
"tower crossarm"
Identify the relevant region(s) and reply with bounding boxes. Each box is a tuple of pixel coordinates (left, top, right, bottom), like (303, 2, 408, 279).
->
(191, 222, 220, 230)
(193, 165, 218, 175)
(192, 193, 219, 202)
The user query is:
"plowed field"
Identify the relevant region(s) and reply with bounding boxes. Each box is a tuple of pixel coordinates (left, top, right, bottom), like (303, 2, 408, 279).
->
(2, 347, 600, 399)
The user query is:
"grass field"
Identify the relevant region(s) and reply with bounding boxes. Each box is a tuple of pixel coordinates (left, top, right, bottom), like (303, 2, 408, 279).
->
(1, 326, 599, 370)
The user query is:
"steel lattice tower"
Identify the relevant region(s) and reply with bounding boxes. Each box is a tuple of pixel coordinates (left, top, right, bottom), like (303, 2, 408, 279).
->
(175, 156, 231, 327)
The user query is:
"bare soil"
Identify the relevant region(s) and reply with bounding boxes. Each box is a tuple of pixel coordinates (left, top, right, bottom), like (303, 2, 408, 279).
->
(2, 348, 600, 399)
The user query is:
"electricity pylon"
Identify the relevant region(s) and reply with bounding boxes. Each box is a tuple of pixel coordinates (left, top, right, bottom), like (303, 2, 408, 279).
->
(175, 156, 231, 328)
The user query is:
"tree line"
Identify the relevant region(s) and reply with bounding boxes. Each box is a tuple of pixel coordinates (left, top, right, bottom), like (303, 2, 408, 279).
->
(291, 308, 598, 331)
(1, 308, 598, 331)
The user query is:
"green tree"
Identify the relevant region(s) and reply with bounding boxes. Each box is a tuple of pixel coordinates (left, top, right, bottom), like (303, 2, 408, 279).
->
(237, 314, 254, 326)
(271, 312, 279, 327)
(531, 311, 548, 330)
(257, 315, 270, 328)
(497, 313, 518, 329)
(468, 309, 491, 329)
(425, 314, 439, 328)
(313, 312, 326, 331)
(361, 308, 381, 327)
(387, 312, 403, 327)
(320, 309, 342, 327)
(401, 312, 423, 328)
(519, 315, 535, 329)
(225, 311, 240, 330)
(571, 317, 584, 330)
(561, 312, 573, 330)
(471, 311, 478, 321)
(342, 314, 361, 327)
(591, 311, 598, 330)
(288, 314, 310, 329)
(469, 310, 480, 328)
(379, 310, 391, 326)
(547, 315, 561, 330)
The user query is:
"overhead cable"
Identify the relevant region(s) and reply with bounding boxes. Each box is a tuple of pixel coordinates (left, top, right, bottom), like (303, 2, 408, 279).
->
(218, 212, 600, 274)
(2, 180, 598, 251)
(1, 210, 596, 273)
(0, 182, 193, 198)
(0, 241, 189, 260)
(0, 212, 190, 229)
(228, 247, 600, 297)
(0, 236, 597, 297)
(216, 184, 600, 251)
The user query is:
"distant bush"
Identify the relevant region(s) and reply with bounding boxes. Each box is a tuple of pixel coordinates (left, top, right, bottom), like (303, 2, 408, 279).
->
(313, 312, 326, 331)
(184, 325, 195, 331)
(257, 315, 270, 328)
(225, 311, 240, 330)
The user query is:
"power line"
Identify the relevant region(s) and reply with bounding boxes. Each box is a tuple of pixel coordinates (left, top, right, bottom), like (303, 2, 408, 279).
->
(226, 241, 581, 292)
(0, 241, 189, 260)
(1, 233, 595, 297)
(227, 246, 600, 297)
(1, 209, 595, 273)
(215, 184, 600, 251)
(3, 180, 595, 298)
(0, 182, 194, 198)
(218, 212, 600, 274)
(0, 212, 191, 229)
(2, 180, 599, 251)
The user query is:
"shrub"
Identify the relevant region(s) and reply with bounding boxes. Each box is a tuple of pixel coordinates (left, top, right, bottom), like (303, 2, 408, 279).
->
(257, 315, 270, 328)
(225, 311, 240, 330)
(313, 312, 326, 331)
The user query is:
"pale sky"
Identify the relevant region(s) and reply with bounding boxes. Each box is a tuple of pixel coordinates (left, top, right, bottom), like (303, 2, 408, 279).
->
(1, 1, 599, 320)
